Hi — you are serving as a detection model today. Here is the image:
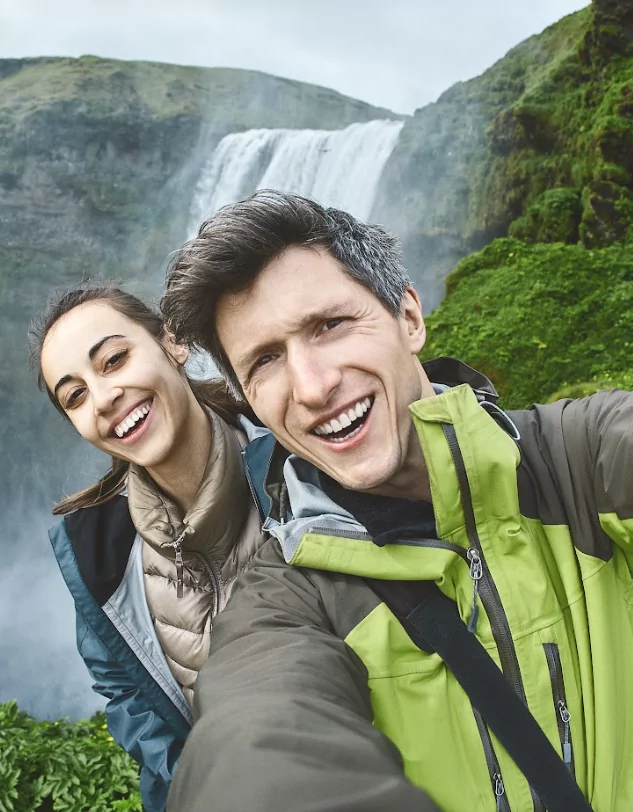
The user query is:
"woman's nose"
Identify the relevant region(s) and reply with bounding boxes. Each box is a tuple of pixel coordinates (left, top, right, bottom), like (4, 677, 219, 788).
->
(92, 381, 124, 416)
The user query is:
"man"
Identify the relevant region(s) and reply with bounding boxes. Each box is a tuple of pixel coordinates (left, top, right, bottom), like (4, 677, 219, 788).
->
(162, 190, 633, 812)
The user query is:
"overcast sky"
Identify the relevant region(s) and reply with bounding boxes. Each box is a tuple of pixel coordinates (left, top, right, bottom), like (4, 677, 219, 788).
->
(2, 0, 589, 113)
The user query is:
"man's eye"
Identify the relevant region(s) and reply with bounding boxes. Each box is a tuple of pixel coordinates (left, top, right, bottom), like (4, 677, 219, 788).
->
(321, 318, 343, 332)
(104, 350, 128, 370)
(254, 354, 275, 370)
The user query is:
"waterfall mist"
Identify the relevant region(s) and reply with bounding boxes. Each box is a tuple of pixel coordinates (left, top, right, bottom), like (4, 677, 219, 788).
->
(1, 435, 107, 719)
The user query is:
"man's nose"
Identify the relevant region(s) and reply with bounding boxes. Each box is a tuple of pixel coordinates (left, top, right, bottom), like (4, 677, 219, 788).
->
(288, 347, 341, 409)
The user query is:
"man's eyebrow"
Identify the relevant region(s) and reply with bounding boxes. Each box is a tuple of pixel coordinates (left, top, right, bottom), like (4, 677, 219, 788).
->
(236, 305, 350, 374)
(53, 335, 125, 398)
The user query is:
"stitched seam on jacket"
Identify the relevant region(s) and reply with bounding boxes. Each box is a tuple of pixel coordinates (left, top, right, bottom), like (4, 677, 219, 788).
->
(154, 618, 210, 636)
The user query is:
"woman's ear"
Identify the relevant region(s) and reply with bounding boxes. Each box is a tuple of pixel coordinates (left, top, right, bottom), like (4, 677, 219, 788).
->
(163, 329, 190, 367)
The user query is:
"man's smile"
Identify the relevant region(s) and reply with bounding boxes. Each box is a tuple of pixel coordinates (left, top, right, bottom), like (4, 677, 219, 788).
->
(310, 396, 374, 444)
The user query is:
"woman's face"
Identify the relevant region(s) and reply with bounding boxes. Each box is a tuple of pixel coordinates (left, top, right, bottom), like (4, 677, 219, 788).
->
(41, 301, 196, 470)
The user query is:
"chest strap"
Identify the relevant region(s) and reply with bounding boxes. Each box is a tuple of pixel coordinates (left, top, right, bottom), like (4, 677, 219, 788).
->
(366, 578, 593, 812)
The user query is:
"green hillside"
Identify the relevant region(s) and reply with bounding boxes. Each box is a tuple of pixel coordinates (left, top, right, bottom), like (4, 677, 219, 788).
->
(420, 0, 633, 406)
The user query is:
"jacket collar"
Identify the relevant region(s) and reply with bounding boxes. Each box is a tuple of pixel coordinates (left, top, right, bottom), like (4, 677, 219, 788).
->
(259, 358, 518, 566)
(127, 409, 250, 562)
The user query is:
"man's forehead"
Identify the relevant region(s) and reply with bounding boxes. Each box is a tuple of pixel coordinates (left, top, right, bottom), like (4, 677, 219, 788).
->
(218, 265, 360, 331)
(217, 291, 357, 378)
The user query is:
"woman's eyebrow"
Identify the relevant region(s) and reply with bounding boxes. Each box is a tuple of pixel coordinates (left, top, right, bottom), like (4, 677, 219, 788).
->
(53, 334, 126, 397)
(88, 334, 125, 360)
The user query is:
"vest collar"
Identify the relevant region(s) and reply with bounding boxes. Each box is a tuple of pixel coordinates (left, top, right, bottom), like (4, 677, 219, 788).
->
(127, 409, 250, 562)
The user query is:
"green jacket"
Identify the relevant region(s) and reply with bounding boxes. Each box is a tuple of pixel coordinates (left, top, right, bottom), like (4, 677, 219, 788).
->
(168, 366, 633, 812)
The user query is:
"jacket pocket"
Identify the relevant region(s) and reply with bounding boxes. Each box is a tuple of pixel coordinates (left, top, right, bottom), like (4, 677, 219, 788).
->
(543, 642, 574, 776)
(472, 707, 511, 811)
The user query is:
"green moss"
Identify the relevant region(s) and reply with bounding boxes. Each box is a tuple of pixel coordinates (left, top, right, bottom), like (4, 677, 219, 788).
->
(547, 373, 633, 401)
(422, 238, 633, 409)
(508, 187, 581, 243)
(470, 2, 633, 248)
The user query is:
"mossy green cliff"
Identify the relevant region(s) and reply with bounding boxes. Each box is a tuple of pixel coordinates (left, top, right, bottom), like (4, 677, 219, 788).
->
(411, 0, 633, 405)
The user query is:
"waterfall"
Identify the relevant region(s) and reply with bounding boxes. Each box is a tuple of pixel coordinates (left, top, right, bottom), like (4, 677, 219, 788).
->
(188, 119, 403, 232)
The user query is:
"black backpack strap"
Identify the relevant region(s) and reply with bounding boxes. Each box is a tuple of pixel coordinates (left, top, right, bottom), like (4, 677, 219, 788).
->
(366, 578, 593, 812)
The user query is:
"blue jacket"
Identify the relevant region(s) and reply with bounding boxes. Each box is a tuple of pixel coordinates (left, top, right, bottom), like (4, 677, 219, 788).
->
(50, 496, 193, 812)
(48, 433, 273, 812)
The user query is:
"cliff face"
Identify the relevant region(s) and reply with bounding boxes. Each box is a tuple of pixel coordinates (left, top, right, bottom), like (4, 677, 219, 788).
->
(420, 0, 633, 406)
(372, 8, 592, 311)
(0, 56, 394, 523)
(0, 56, 393, 296)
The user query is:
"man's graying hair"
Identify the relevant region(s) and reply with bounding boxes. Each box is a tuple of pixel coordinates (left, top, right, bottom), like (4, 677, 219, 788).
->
(162, 189, 411, 391)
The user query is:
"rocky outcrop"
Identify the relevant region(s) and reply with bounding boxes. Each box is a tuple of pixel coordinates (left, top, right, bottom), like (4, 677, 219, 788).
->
(372, 7, 592, 311)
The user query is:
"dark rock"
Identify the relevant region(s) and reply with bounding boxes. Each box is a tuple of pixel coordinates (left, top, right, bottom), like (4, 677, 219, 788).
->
(580, 180, 630, 246)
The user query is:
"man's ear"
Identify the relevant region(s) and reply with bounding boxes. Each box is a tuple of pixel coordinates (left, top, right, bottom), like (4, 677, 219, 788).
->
(401, 286, 426, 354)
(163, 329, 190, 367)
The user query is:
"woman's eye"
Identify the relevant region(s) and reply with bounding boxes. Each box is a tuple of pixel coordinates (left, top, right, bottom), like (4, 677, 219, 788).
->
(104, 350, 127, 370)
(65, 388, 85, 409)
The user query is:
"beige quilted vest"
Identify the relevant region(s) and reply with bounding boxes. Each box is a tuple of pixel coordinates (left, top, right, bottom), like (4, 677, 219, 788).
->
(127, 410, 265, 707)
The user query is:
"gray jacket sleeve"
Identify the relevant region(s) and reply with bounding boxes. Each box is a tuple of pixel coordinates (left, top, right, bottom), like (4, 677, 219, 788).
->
(513, 388, 633, 558)
(561, 390, 633, 544)
(167, 541, 439, 812)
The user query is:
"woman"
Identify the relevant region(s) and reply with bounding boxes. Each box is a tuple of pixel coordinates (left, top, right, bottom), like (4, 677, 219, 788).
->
(29, 285, 270, 812)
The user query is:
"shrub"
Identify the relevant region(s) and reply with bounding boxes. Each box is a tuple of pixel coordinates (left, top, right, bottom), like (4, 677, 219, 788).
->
(0, 701, 141, 812)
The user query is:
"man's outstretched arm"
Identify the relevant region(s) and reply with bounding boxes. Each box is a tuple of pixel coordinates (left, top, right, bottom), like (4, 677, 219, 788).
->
(167, 540, 439, 812)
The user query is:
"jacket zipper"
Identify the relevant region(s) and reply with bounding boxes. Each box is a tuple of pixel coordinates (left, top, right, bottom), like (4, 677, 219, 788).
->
(441, 423, 544, 812)
(171, 531, 186, 599)
(308, 528, 487, 629)
(194, 554, 222, 616)
(315, 521, 518, 806)
(543, 643, 574, 775)
(242, 447, 265, 521)
(473, 708, 511, 812)
(171, 537, 223, 613)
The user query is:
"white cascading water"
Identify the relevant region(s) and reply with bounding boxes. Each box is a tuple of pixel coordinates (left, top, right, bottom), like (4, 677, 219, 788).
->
(188, 119, 404, 232)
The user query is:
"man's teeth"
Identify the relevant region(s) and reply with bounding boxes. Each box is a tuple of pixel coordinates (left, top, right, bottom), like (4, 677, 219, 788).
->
(115, 404, 150, 438)
(314, 397, 372, 436)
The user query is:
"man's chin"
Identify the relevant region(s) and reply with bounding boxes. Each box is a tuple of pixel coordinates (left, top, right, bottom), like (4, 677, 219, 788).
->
(324, 464, 391, 495)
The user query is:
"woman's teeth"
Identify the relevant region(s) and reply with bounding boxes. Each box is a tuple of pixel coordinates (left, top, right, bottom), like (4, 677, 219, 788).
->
(115, 404, 150, 438)
(313, 397, 372, 437)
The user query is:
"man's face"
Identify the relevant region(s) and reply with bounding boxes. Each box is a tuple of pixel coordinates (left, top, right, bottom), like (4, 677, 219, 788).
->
(216, 246, 432, 496)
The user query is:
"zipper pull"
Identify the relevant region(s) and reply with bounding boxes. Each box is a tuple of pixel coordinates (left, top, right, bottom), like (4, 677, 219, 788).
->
(466, 547, 483, 633)
(558, 700, 572, 765)
(493, 772, 505, 810)
(172, 532, 185, 599)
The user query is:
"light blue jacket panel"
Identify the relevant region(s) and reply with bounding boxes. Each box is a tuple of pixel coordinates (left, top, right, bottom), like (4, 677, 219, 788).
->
(49, 497, 192, 812)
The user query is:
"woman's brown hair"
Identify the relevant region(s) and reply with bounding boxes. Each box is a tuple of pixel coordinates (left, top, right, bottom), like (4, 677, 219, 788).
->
(29, 283, 243, 515)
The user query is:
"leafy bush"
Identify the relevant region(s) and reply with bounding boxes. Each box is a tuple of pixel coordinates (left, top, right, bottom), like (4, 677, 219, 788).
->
(422, 238, 633, 409)
(0, 701, 141, 812)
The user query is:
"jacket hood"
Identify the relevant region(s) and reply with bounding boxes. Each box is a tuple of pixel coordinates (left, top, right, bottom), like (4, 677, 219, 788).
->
(127, 408, 251, 562)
